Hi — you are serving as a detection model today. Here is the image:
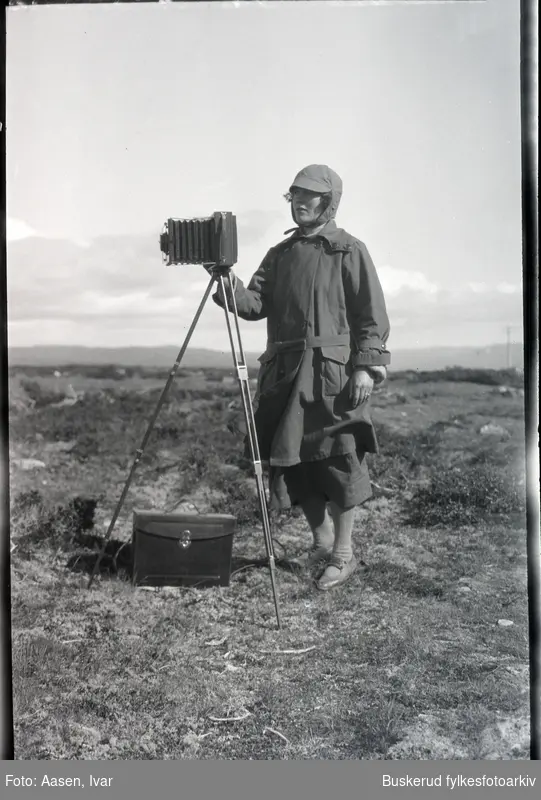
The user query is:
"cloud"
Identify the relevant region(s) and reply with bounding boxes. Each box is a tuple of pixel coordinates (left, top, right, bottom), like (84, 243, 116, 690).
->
(79, 291, 186, 318)
(236, 209, 286, 246)
(7, 218, 39, 242)
(371, 266, 523, 348)
(6, 232, 230, 352)
(378, 266, 439, 297)
(468, 282, 488, 293)
(6, 217, 90, 247)
(385, 282, 523, 348)
(497, 282, 521, 294)
(6, 233, 524, 350)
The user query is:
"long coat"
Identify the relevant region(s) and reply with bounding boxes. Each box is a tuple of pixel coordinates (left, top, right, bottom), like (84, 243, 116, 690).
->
(214, 219, 391, 469)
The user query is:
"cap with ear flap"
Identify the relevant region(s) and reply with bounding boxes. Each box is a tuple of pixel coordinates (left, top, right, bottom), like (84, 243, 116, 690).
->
(289, 164, 343, 225)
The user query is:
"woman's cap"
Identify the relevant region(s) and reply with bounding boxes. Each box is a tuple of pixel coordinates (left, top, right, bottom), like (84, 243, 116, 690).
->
(289, 164, 342, 195)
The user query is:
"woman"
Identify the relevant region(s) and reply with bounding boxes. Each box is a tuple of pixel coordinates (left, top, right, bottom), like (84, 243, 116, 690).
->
(215, 164, 390, 591)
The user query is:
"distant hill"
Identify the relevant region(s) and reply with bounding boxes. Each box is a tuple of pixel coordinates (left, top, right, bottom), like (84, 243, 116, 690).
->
(8, 343, 524, 371)
(390, 343, 524, 371)
(7, 346, 253, 369)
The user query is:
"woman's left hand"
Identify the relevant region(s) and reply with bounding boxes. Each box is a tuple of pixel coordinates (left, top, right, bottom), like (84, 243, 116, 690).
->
(349, 368, 375, 408)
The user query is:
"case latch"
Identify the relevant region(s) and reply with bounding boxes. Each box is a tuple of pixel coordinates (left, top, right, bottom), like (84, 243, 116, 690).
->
(178, 529, 192, 549)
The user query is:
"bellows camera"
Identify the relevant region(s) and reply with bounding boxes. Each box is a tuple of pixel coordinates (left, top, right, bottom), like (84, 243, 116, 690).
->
(160, 211, 238, 268)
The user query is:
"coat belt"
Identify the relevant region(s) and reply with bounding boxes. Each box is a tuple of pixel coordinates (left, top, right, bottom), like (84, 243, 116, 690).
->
(265, 334, 350, 358)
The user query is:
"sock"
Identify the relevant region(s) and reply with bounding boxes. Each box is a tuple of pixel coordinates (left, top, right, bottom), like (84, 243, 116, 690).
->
(300, 496, 335, 551)
(326, 503, 356, 572)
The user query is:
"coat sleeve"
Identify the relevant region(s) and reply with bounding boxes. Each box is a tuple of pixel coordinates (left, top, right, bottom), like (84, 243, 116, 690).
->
(342, 241, 391, 368)
(212, 249, 274, 322)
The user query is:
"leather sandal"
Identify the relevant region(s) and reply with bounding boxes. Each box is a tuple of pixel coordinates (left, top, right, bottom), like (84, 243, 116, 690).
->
(316, 554, 358, 591)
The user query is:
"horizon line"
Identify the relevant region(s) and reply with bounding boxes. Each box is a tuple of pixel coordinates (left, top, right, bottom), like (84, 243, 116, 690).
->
(7, 341, 525, 353)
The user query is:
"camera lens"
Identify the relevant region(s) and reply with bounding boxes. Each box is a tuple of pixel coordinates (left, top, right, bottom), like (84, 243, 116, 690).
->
(159, 229, 169, 254)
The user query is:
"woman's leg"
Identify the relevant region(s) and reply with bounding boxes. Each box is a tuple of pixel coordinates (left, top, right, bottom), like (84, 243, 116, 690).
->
(288, 494, 334, 570)
(328, 501, 356, 563)
(300, 495, 335, 552)
(316, 501, 358, 589)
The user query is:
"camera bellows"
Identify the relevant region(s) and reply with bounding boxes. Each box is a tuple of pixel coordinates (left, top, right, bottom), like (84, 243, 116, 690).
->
(160, 211, 238, 268)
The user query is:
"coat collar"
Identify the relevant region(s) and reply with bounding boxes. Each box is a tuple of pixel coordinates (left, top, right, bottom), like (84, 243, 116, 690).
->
(282, 220, 352, 252)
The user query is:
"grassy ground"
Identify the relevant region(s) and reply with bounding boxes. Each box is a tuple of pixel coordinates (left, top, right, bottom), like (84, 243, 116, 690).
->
(8, 368, 530, 759)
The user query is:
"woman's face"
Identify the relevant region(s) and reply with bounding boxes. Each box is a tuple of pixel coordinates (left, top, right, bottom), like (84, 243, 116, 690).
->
(291, 187, 327, 227)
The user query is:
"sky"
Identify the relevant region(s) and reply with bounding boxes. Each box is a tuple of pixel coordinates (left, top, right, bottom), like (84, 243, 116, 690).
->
(5, 0, 524, 353)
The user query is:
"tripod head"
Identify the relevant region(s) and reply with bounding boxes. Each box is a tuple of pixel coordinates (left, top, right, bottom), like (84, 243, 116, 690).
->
(202, 262, 235, 276)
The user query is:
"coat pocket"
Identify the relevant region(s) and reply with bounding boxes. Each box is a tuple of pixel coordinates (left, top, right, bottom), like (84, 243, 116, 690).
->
(320, 345, 349, 397)
(256, 351, 278, 398)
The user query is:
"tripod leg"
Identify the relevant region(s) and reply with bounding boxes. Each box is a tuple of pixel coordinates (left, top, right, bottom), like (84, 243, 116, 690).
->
(218, 271, 282, 630)
(87, 274, 217, 589)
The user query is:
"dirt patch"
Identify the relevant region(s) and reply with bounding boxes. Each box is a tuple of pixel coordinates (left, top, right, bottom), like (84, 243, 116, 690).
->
(478, 714, 530, 759)
(387, 714, 470, 760)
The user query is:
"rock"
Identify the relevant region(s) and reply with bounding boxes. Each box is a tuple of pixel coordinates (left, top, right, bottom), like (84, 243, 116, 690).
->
(51, 397, 78, 408)
(497, 619, 514, 627)
(478, 714, 529, 759)
(13, 458, 46, 471)
(44, 440, 76, 453)
(174, 501, 199, 513)
(480, 423, 509, 438)
(160, 586, 181, 597)
(71, 724, 102, 746)
(370, 481, 394, 498)
(51, 384, 84, 408)
(218, 464, 242, 479)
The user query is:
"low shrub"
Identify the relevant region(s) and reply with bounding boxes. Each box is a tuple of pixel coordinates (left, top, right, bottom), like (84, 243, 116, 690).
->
(370, 423, 447, 486)
(206, 467, 261, 526)
(18, 379, 65, 409)
(405, 464, 526, 527)
(409, 367, 524, 388)
(11, 492, 99, 555)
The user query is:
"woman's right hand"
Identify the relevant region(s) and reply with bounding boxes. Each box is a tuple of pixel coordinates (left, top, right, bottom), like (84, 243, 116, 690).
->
(211, 269, 238, 305)
(349, 368, 375, 408)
